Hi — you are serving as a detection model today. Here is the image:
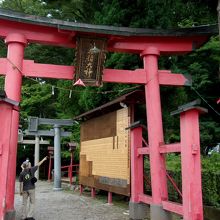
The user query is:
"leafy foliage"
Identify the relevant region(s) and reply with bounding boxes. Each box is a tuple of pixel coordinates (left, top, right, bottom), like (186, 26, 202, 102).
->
(147, 154, 220, 206)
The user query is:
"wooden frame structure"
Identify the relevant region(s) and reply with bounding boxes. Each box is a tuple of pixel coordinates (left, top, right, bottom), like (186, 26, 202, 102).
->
(75, 90, 145, 197)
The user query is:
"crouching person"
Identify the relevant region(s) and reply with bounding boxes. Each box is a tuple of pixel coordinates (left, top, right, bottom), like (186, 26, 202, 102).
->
(19, 156, 48, 220)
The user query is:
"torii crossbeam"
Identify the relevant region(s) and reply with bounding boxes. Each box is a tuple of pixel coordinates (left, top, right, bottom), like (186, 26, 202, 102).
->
(0, 9, 217, 220)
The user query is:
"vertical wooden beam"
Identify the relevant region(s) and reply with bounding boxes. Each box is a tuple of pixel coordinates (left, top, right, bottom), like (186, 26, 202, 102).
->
(0, 102, 13, 219)
(108, 192, 113, 205)
(4, 33, 27, 217)
(130, 126, 144, 202)
(80, 185, 83, 195)
(91, 187, 96, 198)
(180, 109, 204, 220)
(69, 151, 73, 185)
(48, 154, 52, 182)
(141, 47, 170, 220)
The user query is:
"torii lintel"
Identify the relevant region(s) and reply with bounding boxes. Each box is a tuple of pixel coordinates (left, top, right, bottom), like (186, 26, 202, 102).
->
(0, 9, 217, 54)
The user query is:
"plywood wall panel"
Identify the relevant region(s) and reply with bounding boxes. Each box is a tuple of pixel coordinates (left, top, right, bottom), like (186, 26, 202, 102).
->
(79, 107, 130, 196)
(81, 111, 116, 141)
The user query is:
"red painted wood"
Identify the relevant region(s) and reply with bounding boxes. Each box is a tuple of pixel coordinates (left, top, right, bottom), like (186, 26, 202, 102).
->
(103, 68, 189, 86)
(48, 155, 52, 182)
(0, 19, 208, 54)
(108, 192, 113, 205)
(22, 60, 74, 79)
(159, 143, 181, 153)
(138, 147, 150, 155)
(0, 20, 75, 47)
(180, 109, 204, 220)
(61, 164, 79, 169)
(91, 187, 96, 198)
(142, 137, 149, 147)
(5, 34, 27, 101)
(143, 47, 168, 204)
(166, 172, 182, 198)
(0, 59, 190, 87)
(138, 194, 153, 204)
(0, 102, 13, 218)
(109, 37, 207, 54)
(80, 185, 83, 195)
(158, 71, 189, 86)
(130, 127, 144, 203)
(69, 152, 73, 185)
(0, 58, 74, 79)
(4, 33, 27, 213)
(162, 201, 183, 215)
(103, 69, 146, 84)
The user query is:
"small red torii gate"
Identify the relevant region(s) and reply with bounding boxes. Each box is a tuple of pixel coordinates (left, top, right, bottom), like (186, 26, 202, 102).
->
(0, 9, 217, 220)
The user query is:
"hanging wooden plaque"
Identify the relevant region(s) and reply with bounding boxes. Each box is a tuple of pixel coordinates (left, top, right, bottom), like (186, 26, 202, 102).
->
(74, 36, 107, 86)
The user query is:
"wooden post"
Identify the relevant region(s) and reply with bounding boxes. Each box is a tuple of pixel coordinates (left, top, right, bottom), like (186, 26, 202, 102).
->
(0, 100, 14, 219)
(108, 192, 113, 205)
(180, 107, 206, 220)
(130, 126, 144, 202)
(4, 33, 27, 218)
(69, 150, 73, 185)
(141, 47, 170, 220)
(91, 187, 96, 198)
(80, 185, 83, 195)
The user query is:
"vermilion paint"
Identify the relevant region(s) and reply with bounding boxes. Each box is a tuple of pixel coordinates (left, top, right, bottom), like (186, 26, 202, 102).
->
(0, 101, 13, 218)
(0, 17, 207, 220)
(180, 109, 204, 220)
(142, 47, 168, 204)
(4, 33, 27, 214)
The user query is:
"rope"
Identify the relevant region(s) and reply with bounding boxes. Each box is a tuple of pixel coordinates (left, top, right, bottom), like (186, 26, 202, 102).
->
(191, 86, 220, 116)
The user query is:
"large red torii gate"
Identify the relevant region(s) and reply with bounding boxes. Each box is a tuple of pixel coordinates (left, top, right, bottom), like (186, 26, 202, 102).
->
(0, 9, 217, 220)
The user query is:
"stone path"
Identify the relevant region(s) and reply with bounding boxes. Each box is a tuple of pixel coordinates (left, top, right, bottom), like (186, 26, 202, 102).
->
(14, 181, 130, 220)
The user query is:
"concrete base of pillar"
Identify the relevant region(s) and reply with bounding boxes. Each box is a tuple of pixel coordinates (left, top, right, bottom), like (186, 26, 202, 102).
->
(4, 209, 16, 220)
(150, 204, 172, 220)
(53, 187, 63, 191)
(129, 202, 148, 220)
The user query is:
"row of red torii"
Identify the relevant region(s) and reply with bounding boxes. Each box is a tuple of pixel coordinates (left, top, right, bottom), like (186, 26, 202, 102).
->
(0, 9, 217, 220)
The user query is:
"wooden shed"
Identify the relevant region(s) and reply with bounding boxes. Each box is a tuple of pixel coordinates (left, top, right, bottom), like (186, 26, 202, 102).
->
(75, 90, 145, 196)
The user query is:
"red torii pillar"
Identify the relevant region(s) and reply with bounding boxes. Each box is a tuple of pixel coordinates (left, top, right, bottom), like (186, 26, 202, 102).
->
(142, 47, 169, 218)
(4, 33, 27, 218)
(0, 98, 19, 219)
(129, 47, 171, 220)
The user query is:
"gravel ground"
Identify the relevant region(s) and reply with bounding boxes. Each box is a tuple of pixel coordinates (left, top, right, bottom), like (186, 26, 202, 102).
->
(14, 181, 130, 220)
